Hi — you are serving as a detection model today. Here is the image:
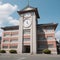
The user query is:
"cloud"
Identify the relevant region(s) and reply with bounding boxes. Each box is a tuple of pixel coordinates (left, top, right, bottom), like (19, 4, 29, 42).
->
(0, 3, 19, 26)
(0, 3, 17, 19)
(7, 17, 19, 25)
(55, 31, 60, 41)
(0, 3, 19, 36)
(1, 3, 17, 14)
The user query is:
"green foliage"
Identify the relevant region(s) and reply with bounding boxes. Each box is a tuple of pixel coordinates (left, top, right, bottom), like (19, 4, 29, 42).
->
(9, 50, 17, 54)
(43, 49, 51, 54)
(0, 50, 6, 53)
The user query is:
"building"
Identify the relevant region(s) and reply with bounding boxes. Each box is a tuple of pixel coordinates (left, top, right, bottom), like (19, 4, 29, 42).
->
(0, 37, 1, 49)
(56, 40, 60, 54)
(1, 5, 58, 54)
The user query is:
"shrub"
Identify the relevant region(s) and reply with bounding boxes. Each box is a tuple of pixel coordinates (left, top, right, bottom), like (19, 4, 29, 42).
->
(9, 50, 17, 54)
(42, 49, 51, 54)
(0, 50, 6, 53)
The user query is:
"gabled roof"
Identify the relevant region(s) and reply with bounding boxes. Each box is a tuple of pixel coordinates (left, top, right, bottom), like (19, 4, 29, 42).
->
(1, 26, 19, 30)
(37, 23, 58, 30)
(17, 5, 40, 18)
(1, 23, 58, 30)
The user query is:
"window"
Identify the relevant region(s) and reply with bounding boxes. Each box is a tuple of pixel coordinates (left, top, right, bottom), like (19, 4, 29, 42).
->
(37, 28, 43, 33)
(3, 40, 9, 42)
(40, 37, 45, 40)
(23, 38, 30, 41)
(46, 27, 53, 32)
(48, 44, 54, 48)
(4, 34, 10, 37)
(23, 29, 30, 34)
(47, 36, 53, 40)
(38, 36, 46, 40)
(10, 46, 17, 48)
(38, 44, 47, 49)
(11, 32, 18, 36)
(3, 46, 8, 48)
(10, 39, 18, 42)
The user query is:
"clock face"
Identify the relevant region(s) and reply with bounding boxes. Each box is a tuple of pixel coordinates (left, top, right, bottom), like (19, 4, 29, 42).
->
(24, 19, 31, 28)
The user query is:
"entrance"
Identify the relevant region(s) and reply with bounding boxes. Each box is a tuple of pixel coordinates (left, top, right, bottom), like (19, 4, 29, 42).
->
(24, 46, 30, 53)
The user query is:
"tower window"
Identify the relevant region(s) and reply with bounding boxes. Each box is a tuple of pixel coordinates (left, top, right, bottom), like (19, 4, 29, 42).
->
(23, 38, 30, 41)
(23, 29, 30, 34)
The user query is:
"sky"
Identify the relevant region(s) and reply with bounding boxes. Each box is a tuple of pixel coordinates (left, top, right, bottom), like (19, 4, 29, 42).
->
(0, 0, 60, 41)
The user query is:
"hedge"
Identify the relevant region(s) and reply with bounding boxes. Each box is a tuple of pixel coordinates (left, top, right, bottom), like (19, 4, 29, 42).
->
(9, 50, 17, 54)
(42, 49, 51, 54)
(0, 50, 6, 53)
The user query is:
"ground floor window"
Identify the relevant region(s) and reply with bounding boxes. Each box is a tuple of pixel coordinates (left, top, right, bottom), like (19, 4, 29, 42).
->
(10, 46, 17, 48)
(2, 46, 8, 49)
(48, 44, 54, 48)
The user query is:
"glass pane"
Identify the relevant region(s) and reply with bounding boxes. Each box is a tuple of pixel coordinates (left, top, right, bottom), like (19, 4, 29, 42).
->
(23, 29, 30, 34)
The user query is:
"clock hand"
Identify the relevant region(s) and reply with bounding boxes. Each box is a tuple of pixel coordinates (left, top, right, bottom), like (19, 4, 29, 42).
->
(26, 21, 28, 24)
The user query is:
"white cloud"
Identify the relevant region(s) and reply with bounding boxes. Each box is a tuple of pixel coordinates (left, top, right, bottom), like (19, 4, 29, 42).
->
(55, 31, 60, 41)
(0, 3, 19, 26)
(0, 2, 19, 36)
(0, 3, 17, 18)
(7, 17, 19, 25)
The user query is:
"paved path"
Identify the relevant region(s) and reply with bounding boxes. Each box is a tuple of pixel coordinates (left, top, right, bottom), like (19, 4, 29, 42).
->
(0, 54, 60, 60)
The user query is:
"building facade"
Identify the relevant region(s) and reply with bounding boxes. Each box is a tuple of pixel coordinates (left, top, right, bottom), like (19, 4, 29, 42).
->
(0, 37, 1, 49)
(1, 6, 58, 54)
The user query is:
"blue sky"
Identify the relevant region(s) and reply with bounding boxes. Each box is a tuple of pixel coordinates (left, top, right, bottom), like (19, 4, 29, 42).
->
(0, 0, 60, 40)
(2, 0, 60, 30)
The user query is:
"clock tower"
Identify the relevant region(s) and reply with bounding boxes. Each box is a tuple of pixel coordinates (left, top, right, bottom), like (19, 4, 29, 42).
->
(17, 5, 40, 54)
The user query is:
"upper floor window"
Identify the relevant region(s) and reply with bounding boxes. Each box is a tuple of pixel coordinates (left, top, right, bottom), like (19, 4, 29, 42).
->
(37, 28, 44, 33)
(38, 36, 46, 40)
(23, 38, 30, 41)
(10, 39, 18, 42)
(45, 27, 53, 32)
(23, 29, 30, 34)
(11, 32, 18, 36)
(4, 34, 10, 37)
(47, 36, 53, 40)
(3, 40, 9, 42)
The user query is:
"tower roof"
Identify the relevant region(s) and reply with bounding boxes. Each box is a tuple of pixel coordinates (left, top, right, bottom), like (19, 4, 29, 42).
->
(17, 5, 40, 18)
(21, 5, 36, 11)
